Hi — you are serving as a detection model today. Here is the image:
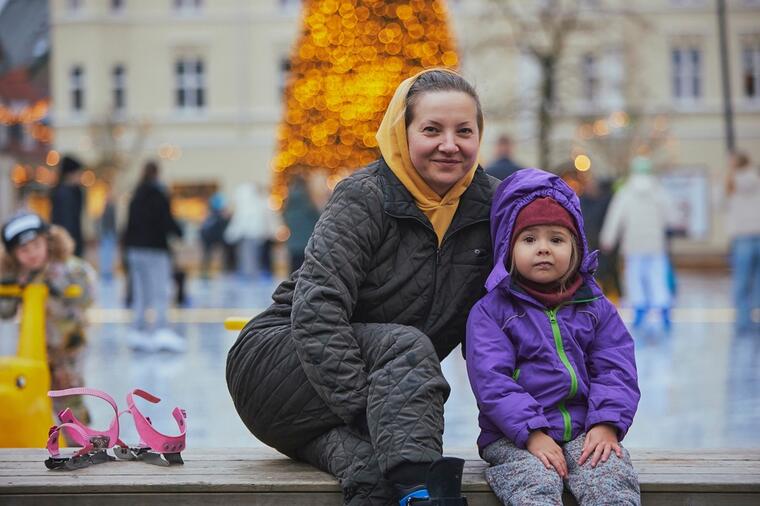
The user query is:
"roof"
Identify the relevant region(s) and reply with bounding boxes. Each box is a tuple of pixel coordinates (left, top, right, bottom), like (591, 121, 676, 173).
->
(0, 0, 48, 74)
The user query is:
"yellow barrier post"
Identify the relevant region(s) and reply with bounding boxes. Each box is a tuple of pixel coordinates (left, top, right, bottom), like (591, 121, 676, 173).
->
(224, 318, 248, 331)
(0, 283, 55, 447)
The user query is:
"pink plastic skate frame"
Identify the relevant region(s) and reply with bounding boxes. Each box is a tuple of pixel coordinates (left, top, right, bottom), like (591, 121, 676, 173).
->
(44, 387, 186, 469)
(126, 388, 187, 455)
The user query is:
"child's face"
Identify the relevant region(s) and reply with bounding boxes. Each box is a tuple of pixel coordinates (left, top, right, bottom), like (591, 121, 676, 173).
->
(14, 235, 48, 271)
(512, 225, 574, 284)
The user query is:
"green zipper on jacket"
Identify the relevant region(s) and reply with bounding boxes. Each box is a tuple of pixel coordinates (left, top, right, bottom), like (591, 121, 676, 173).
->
(543, 296, 601, 442)
(545, 307, 578, 442)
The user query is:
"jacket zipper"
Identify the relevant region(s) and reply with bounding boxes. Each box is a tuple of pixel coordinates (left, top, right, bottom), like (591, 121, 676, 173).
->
(545, 307, 578, 442)
(423, 217, 488, 322)
(424, 247, 441, 320)
(384, 210, 489, 324)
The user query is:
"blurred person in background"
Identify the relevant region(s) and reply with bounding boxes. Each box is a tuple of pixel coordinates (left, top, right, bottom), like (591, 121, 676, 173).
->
(1, 213, 96, 423)
(97, 186, 117, 281)
(199, 192, 230, 280)
(578, 172, 622, 303)
(224, 182, 275, 281)
(258, 185, 282, 282)
(123, 160, 185, 352)
(600, 156, 676, 333)
(486, 134, 523, 181)
(50, 155, 85, 258)
(282, 174, 320, 273)
(724, 151, 760, 335)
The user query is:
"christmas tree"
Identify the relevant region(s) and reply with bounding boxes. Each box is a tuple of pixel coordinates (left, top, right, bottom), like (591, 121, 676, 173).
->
(271, 0, 459, 207)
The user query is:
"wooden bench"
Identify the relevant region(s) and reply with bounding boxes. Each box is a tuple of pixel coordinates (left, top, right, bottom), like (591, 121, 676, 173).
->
(1, 448, 759, 505)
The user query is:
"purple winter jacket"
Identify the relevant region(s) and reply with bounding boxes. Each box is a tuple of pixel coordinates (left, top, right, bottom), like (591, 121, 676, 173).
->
(466, 168, 640, 453)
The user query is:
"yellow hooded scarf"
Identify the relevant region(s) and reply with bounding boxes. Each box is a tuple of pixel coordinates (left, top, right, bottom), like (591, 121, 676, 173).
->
(375, 68, 481, 245)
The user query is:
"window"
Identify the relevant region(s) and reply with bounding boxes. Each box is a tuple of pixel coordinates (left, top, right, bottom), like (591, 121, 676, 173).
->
(112, 65, 126, 113)
(175, 58, 205, 110)
(66, 0, 82, 13)
(21, 124, 36, 151)
(742, 38, 760, 99)
(581, 53, 599, 103)
(278, 57, 291, 98)
(70, 65, 85, 112)
(669, 0, 707, 7)
(174, 0, 202, 13)
(671, 45, 702, 101)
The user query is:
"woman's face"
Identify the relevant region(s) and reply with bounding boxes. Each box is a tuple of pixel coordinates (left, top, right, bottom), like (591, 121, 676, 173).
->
(407, 90, 480, 197)
(14, 235, 48, 271)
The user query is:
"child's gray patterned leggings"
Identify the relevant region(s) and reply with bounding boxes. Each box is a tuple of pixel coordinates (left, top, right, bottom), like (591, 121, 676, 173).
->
(482, 434, 640, 506)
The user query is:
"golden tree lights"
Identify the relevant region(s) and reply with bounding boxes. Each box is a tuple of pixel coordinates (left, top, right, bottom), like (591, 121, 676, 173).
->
(0, 99, 53, 144)
(271, 0, 460, 206)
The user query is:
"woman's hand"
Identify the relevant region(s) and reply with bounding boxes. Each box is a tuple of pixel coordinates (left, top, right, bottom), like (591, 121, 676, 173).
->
(578, 423, 622, 467)
(526, 430, 568, 478)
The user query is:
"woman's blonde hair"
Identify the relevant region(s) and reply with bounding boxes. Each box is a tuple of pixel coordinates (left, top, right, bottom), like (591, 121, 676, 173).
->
(0, 225, 74, 275)
(508, 229, 581, 292)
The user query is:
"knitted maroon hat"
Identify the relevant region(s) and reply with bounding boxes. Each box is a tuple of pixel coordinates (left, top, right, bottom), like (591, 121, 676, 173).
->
(510, 197, 578, 253)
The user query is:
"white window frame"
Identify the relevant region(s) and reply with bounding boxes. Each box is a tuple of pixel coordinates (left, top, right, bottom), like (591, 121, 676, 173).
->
(112, 64, 126, 114)
(581, 52, 600, 104)
(66, 0, 83, 14)
(174, 57, 205, 111)
(70, 65, 85, 113)
(173, 0, 203, 15)
(741, 36, 760, 101)
(671, 43, 703, 103)
(278, 0, 301, 12)
(0, 105, 7, 148)
(278, 57, 291, 99)
(110, 0, 125, 14)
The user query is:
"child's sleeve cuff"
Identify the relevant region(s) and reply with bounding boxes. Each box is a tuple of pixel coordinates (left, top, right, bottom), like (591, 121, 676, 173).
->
(514, 416, 551, 449)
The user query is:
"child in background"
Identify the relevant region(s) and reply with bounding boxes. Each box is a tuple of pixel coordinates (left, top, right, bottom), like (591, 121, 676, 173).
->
(1, 213, 96, 423)
(466, 169, 641, 505)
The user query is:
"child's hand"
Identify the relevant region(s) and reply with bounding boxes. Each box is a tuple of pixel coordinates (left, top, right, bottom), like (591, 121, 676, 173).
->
(526, 430, 568, 478)
(578, 424, 622, 467)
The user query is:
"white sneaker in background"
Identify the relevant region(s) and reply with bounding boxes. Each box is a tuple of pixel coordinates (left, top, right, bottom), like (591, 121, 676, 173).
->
(128, 329, 157, 352)
(154, 327, 187, 353)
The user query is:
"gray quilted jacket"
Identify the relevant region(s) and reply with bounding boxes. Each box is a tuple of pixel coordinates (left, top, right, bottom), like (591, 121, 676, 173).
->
(227, 158, 496, 451)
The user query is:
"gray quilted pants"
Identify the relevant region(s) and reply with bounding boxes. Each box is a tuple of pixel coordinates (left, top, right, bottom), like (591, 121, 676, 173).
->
(227, 322, 450, 505)
(483, 435, 640, 506)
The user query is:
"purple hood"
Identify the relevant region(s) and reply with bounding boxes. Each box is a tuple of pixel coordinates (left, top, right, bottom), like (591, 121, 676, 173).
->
(466, 168, 639, 453)
(486, 168, 599, 295)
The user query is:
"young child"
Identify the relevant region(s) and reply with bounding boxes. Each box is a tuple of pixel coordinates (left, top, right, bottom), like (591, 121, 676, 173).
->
(466, 169, 641, 505)
(1, 213, 96, 423)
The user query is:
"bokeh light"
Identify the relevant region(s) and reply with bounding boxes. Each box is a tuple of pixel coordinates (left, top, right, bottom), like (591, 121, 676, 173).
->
(574, 154, 591, 172)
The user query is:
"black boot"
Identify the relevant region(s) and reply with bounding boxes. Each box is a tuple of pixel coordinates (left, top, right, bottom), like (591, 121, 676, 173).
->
(396, 457, 468, 505)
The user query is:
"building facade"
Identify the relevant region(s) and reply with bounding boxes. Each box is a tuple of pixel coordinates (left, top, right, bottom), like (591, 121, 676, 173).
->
(48, 0, 760, 254)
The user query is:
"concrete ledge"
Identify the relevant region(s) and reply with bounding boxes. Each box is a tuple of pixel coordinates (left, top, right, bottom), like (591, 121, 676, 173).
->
(1, 448, 759, 505)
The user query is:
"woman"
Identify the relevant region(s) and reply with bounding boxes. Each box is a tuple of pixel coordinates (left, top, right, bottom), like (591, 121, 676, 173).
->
(226, 69, 497, 505)
(123, 160, 185, 352)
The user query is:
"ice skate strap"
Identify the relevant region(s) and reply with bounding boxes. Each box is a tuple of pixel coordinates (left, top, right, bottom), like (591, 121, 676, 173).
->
(126, 389, 186, 454)
(46, 423, 94, 458)
(48, 387, 125, 448)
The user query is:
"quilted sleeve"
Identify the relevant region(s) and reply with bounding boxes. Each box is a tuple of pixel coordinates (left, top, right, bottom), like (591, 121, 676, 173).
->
(585, 298, 640, 439)
(291, 176, 384, 424)
(466, 300, 550, 449)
